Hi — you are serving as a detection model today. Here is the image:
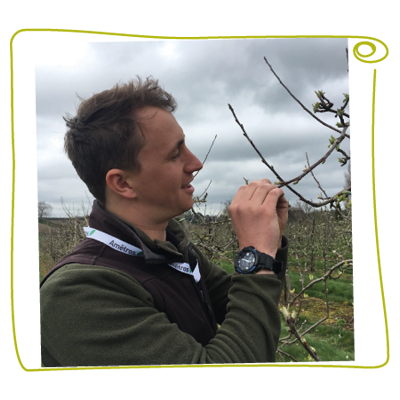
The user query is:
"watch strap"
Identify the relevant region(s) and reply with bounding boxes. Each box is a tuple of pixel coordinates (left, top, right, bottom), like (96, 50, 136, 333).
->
(234, 246, 282, 275)
(256, 252, 283, 274)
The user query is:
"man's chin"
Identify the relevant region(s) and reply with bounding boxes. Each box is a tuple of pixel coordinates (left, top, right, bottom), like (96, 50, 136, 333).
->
(182, 203, 193, 214)
(179, 200, 194, 215)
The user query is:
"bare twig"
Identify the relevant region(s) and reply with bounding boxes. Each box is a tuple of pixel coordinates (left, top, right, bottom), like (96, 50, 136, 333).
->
(196, 242, 235, 263)
(306, 152, 328, 199)
(305, 153, 351, 222)
(263, 56, 342, 134)
(277, 350, 285, 362)
(284, 314, 321, 361)
(194, 180, 212, 202)
(228, 103, 350, 208)
(314, 91, 349, 119)
(337, 147, 351, 166)
(275, 126, 349, 188)
(277, 348, 299, 362)
(289, 259, 352, 307)
(194, 134, 217, 177)
(227, 104, 275, 172)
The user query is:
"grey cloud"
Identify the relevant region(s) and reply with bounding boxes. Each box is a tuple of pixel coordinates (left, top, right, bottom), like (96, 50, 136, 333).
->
(35, 37, 350, 216)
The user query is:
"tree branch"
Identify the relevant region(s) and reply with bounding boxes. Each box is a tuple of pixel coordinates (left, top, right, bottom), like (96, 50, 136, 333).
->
(289, 259, 352, 306)
(277, 348, 299, 362)
(276, 126, 349, 188)
(280, 309, 321, 361)
(228, 103, 350, 208)
(194, 134, 217, 177)
(263, 56, 342, 134)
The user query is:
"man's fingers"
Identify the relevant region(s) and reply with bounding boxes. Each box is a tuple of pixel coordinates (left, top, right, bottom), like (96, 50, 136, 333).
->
(263, 187, 285, 208)
(231, 180, 260, 205)
(230, 179, 281, 209)
(230, 185, 247, 205)
(229, 179, 288, 255)
(277, 194, 289, 208)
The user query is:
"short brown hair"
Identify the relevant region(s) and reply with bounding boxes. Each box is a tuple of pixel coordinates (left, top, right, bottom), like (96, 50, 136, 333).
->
(63, 77, 177, 204)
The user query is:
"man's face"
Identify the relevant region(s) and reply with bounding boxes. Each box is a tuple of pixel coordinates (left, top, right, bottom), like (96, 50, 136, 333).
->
(127, 107, 203, 223)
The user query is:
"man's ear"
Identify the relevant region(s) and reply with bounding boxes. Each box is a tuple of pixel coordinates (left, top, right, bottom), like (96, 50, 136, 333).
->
(105, 169, 137, 199)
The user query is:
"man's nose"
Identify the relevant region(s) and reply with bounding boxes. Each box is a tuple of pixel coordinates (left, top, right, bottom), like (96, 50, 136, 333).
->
(186, 150, 203, 173)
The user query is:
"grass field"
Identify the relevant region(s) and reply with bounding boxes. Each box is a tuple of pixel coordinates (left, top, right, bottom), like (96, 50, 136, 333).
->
(218, 256, 354, 362)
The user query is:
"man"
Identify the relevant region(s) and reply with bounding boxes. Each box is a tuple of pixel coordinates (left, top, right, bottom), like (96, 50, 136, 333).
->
(40, 77, 289, 366)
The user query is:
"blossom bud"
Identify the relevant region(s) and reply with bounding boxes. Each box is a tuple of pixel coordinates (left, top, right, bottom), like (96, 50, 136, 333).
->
(279, 306, 289, 318)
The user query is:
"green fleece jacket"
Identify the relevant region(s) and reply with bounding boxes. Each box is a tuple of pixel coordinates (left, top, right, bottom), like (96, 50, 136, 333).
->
(40, 218, 288, 366)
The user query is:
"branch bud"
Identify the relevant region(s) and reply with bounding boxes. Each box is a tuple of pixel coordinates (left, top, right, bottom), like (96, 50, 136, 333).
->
(279, 306, 290, 319)
(312, 102, 320, 113)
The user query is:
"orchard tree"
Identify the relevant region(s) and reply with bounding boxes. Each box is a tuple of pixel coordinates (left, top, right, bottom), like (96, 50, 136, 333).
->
(38, 201, 53, 218)
(227, 50, 352, 362)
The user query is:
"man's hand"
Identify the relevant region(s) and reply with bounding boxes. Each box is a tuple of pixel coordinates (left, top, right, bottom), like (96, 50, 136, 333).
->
(229, 179, 289, 259)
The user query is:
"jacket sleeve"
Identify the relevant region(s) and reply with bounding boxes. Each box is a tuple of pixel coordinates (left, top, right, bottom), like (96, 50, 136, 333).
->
(41, 238, 288, 367)
(191, 236, 289, 324)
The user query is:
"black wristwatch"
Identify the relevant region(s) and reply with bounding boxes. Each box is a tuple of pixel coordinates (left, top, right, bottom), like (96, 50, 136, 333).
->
(234, 246, 282, 275)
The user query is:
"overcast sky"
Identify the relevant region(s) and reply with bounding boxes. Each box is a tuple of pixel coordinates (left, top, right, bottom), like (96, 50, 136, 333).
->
(35, 38, 349, 217)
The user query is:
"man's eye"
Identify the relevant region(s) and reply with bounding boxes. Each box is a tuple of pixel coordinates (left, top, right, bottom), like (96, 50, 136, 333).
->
(171, 153, 180, 160)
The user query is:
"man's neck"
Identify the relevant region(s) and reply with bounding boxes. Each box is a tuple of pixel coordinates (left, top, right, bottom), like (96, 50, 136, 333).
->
(132, 225, 167, 242)
(105, 200, 168, 242)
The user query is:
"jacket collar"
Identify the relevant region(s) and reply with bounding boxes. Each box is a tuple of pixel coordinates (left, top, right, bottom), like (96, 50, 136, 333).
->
(89, 201, 190, 264)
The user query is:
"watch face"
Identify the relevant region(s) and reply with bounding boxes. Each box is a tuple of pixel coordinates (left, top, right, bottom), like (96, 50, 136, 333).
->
(237, 250, 256, 273)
